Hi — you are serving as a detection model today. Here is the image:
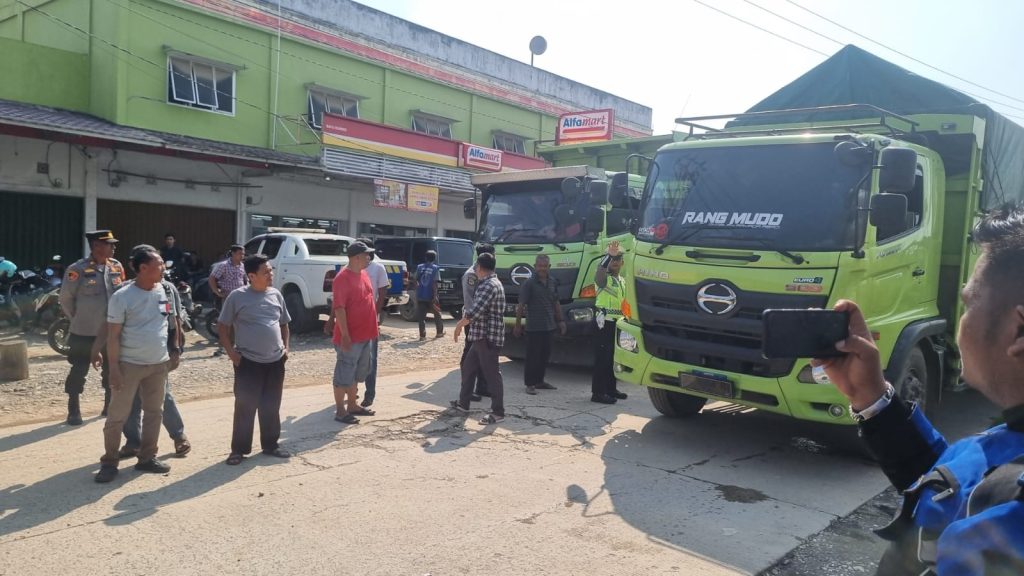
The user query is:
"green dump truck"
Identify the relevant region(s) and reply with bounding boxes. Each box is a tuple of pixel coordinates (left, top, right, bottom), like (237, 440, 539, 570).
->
(465, 166, 642, 364)
(613, 45, 1024, 424)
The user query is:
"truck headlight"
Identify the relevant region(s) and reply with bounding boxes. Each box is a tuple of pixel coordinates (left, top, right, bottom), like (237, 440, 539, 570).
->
(617, 329, 638, 352)
(570, 308, 593, 323)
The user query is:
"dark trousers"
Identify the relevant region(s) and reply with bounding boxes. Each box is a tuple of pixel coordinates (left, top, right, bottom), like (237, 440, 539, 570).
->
(417, 299, 444, 337)
(231, 356, 285, 455)
(591, 323, 617, 397)
(524, 330, 554, 387)
(459, 339, 504, 416)
(363, 338, 379, 404)
(64, 333, 108, 395)
(460, 339, 489, 395)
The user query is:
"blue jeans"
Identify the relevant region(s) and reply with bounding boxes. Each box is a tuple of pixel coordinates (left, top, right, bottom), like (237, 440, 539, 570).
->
(122, 378, 185, 448)
(363, 339, 379, 404)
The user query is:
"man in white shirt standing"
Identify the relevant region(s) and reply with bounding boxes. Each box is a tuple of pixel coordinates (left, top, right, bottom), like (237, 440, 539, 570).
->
(95, 247, 178, 483)
(357, 238, 389, 408)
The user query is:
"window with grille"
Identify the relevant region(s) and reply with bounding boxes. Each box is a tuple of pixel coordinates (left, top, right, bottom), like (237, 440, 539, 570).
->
(307, 89, 359, 129)
(492, 133, 526, 154)
(167, 56, 235, 114)
(411, 114, 453, 139)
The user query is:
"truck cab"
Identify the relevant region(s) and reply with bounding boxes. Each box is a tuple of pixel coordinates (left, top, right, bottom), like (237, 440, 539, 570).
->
(467, 166, 642, 364)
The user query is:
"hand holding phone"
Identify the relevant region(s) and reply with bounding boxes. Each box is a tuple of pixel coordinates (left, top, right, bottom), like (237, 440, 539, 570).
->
(762, 309, 850, 359)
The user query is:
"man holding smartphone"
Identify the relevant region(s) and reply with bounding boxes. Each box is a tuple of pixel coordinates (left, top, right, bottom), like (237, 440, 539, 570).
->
(815, 204, 1024, 574)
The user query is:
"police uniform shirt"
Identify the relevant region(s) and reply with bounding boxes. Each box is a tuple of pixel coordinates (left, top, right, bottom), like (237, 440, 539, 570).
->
(59, 257, 126, 337)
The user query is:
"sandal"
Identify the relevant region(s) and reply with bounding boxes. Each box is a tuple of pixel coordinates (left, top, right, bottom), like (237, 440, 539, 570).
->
(334, 413, 359, 424)
(262, 447, 291, 458)
(226, 453, 244, 466)
(479, 414, 505, 425)
(174, 438, 192, 457)
(349, 407, 375, 416)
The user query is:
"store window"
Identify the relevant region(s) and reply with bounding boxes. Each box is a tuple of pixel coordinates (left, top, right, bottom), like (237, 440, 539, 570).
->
(249, 214, 348, 238)
(167, 55, 235, 114)
(492, 132, 526, 155)
(411, 113, 453, 139)
(307, 87, 360, 129)
(358, 223, 434, 238)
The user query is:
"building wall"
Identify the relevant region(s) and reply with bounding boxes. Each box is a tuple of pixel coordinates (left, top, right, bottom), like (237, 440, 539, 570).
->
(0, 38, 90, 112)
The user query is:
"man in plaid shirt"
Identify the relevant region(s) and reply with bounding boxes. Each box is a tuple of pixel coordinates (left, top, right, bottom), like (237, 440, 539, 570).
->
(453, 252, 506, 424)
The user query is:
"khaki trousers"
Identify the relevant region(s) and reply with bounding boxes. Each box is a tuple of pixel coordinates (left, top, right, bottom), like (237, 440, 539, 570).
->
(101, 361, 168, 465)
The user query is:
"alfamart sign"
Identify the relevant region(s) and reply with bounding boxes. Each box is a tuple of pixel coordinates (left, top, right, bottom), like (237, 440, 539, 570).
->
(556, 109, 614, 144)
(459, 144, 502, 172)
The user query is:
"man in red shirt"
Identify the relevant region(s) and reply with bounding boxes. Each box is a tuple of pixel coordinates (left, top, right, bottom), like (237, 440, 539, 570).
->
(326, 241, 379, 424)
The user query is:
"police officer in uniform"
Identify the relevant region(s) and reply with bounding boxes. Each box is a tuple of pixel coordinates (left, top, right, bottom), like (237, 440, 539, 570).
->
(59, 230, 125, 425)
(591, 240, 628, 404)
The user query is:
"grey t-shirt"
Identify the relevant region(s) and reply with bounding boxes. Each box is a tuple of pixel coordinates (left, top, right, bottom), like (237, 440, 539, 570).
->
(107, 283, 171, 365)
(218, 286, 291, 363)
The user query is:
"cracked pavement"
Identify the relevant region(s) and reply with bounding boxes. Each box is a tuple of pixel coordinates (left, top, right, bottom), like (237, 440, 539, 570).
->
(2, 361, 992, 575)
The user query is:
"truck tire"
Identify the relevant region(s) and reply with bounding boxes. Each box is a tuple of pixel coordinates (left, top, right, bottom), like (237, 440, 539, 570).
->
(399, 301, 417, 322)
(285, 291, 314, 333)
(649, 386, 707, 417)
(894, 346, 934, 415)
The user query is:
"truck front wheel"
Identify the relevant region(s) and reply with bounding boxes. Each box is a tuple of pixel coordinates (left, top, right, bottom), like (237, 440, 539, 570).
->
(285, 291, 315, 333)
(649, 387, 707, 417)
(894, 347, 934, 415)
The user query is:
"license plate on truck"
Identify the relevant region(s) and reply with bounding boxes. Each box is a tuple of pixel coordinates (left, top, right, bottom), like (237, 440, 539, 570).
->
(678, 370, 735, 399)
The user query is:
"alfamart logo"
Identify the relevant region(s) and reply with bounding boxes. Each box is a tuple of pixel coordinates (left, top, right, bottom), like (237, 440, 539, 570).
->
(461, 144, 502, 172)
(556, 109, 613, 144)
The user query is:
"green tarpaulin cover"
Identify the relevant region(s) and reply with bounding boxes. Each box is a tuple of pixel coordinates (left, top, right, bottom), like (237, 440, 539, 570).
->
(728, 45, 1024, 209)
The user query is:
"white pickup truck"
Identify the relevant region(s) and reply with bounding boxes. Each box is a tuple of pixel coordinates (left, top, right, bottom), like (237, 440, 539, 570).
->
(242, 229, 408, 332)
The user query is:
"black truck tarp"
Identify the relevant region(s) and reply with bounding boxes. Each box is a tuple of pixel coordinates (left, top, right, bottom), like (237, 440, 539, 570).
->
(727, 45, 1024, 210)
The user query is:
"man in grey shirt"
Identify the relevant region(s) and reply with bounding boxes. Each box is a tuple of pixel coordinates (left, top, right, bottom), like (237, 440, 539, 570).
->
(218, 253, 291, 465)
(460, 243, 494, 401)
(95, 247, 176, 483)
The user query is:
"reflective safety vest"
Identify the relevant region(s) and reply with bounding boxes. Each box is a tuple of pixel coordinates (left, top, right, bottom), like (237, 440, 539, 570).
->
(596, 274, 626, 319)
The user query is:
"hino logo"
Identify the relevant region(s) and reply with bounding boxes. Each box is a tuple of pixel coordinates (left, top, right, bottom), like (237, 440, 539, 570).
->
(696, 283, 738, 315)
(510, 264, 534, 286)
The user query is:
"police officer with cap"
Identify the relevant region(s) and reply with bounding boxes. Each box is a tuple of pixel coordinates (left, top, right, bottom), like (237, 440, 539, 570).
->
(59, 229, 125, 425)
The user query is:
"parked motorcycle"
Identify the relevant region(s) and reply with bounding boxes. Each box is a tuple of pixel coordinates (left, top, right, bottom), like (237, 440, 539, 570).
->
(165, 260, 217, 341)
(31, 285, 61, 328)
(0, 269, 51, 329)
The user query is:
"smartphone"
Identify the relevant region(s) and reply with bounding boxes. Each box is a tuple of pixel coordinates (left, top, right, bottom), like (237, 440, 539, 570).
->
(762, 309, 850, 359)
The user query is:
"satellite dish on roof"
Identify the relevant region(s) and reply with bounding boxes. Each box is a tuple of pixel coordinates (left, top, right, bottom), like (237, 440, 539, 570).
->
(529, 36, 547, 66)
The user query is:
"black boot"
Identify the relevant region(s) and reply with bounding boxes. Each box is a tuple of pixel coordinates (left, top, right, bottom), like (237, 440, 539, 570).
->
(101, 388, 111, 417)
(66, 395, 83, 426)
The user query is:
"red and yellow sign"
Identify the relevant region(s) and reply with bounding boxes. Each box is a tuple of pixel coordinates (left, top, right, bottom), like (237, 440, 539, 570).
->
(407, 184, 439, 213)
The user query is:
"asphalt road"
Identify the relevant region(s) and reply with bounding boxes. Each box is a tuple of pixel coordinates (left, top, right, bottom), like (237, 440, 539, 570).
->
(0, 356, 999, 575)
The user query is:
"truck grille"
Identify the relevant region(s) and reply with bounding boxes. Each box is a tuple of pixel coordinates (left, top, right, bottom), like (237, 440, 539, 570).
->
(636, 278, 828, 378)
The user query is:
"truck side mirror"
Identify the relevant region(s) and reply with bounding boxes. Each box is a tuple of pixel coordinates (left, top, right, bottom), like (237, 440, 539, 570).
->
(588, 181, 608, 205)
(869, 193, 908, 231)
(878, 147, 917, 193)
(610, 173, 628, 207)
(834, 140, 872, 167)
(463, 197, 476, 219)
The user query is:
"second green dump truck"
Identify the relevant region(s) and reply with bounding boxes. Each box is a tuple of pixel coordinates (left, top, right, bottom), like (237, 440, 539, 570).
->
(613, 46, 1024, 424)
(466, 166, 641, 364)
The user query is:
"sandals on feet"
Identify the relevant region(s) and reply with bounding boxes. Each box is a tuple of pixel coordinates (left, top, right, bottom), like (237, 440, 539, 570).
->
(479, 414, 505, 425)
(174, 438, 192, 457)
(226, 453, 244, 466)
(449, 400, 468, 413)
(334, 413, 359, 424)
(262, 447, 291, 458)
(349, 407, 376, 416)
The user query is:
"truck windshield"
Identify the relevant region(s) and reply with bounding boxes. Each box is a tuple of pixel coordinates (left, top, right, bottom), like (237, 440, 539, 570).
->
(437, 241, 474, 266)
(479, 187, 583, 244)
(638, 142, 866, 251)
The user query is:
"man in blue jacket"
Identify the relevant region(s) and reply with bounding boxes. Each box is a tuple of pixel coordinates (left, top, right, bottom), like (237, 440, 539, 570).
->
(815, 204, 1024, 575)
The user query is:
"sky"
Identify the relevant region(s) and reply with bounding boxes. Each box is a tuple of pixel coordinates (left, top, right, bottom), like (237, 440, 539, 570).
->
(352, 0, 1024, 134)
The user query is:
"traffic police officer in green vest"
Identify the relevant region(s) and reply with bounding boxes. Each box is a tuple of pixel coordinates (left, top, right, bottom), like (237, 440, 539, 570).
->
(59, 229, 125, 425)
(591, 240, 628, 404)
